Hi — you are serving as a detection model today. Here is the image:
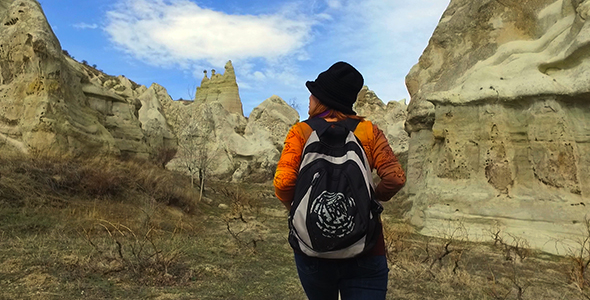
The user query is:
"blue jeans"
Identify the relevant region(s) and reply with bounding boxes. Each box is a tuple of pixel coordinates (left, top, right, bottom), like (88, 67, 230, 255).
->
(294, 253, 389, 300)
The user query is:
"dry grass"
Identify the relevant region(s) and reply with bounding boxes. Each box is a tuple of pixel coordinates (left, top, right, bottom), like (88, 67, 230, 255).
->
(2, 154, 590, 299)
(220, 184, 267, 253)
(0, 154, 300, 299)
(76, 217, 193, 286)
(0, 152, 201, 295)
(0, 152, 197, 212)
(564, 218, 590, 299)
(380, 213, 583, 300)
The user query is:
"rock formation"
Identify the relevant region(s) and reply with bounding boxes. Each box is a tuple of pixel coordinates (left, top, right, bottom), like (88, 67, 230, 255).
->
(405, 0, 590, 254)
(163, 94, 299, 183)
(0, 0, 176, 161)
(354, 86, 409, 170)
(164, 85, 411, 184)
(0, 0, 407, 188)
(195, 61, 244, 116)
(78, 66, 177, 160)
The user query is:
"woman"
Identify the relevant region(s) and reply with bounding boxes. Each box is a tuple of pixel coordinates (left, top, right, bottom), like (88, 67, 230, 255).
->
(274, 61, 406, 300)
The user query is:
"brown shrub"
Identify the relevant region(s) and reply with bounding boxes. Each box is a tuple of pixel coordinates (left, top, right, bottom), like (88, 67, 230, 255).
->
(0, 153, 197, 212)
(153, 147, 178, 168)
(383, 221, 414, 264)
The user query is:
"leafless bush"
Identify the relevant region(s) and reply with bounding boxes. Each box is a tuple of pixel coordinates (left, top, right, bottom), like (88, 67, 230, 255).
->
(488, 228, 532, 300)
(383, 222, 412, 265)
(153, 147, 178, 168)
(221, 185, 261, 215)
(491, 229, 531, 262)
(174, 114, 214, 195)
(80, 218, 189, 285)
(421, 224, 469, 276)
(224, 215, 264, 252)
(222, 185, 264, 253)
(566, 218, 590, 299)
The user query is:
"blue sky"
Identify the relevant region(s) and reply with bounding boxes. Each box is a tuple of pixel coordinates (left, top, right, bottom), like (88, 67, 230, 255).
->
(39, 0, 449, 117)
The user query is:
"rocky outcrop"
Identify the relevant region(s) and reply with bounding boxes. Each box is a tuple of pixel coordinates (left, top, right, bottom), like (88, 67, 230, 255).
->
(79, 67, 178, 159)
(163, 94, 299, 183)
(238, 95, 301, 181)
(246, 95, 300, 151)
(354, 87, 409, 170)
(0, 0, 176, 161)
(164, 88, 410, 184)
(195, 61, 244, 116)
(405, 0, 590, 254)
(0, 0, 404, 188)
(0, 0, 115, 156)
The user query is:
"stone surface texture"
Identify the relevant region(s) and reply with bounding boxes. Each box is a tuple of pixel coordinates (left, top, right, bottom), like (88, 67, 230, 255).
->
(405, 0, 590, 254)
(195, 61, 244, 116)
(0, 0, 176, 160)
(163, 94, 299, 182)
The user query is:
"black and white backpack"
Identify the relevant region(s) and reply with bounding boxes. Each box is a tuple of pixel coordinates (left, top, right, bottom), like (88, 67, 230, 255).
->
(288, 117, 383, 259)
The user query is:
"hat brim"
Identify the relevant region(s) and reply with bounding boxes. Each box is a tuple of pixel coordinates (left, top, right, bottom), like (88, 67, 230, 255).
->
(305, 81, 356, 115)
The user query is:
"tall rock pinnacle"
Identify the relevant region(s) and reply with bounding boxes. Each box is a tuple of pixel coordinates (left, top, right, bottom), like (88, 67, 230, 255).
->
(195, 60, 244, 116)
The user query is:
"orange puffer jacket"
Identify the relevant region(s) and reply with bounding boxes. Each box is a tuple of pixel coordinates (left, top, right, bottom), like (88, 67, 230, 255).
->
(274, 119, 406, 207)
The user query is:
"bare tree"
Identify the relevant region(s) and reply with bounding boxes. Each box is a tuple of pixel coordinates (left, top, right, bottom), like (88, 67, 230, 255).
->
(288, 97, 300, 111)
(186, 83, 197, 101)
(193, 135, 214, 201)
(175, 113, 215, 201)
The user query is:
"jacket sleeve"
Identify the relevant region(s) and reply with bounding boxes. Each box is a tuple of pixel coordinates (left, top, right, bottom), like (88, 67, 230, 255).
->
(273, 123, 306, 206)
(371, 124, 406, 202)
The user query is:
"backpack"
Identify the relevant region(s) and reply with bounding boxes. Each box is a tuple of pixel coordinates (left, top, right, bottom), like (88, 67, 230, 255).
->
(288, 118, 383, 259)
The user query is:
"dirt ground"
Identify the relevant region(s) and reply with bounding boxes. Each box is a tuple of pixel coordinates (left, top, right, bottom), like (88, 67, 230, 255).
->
(1, 156, 589, 299)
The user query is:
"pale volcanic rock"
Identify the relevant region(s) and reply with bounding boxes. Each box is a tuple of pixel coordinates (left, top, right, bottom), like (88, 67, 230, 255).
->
(163, 92, 248, 179)
(405, 0, 590, 254)
(245, 95, 300, 152)
(195, 61, 244, 116)
(137, 83, 177, 152)
(240, 95, 300, 181)
(163, 94, 299, 182)
(0, 0, 176, 161)
(0, 0, 117, 156)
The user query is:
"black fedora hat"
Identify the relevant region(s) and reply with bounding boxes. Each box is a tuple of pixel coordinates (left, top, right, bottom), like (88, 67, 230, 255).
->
(306, 61, 363, 115)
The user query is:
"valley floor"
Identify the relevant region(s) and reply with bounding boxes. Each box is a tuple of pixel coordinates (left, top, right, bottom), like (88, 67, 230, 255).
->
(0, 156, 589, 299)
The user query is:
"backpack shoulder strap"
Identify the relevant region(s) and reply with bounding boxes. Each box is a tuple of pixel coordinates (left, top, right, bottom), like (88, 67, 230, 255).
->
(341, 118, 361, 132)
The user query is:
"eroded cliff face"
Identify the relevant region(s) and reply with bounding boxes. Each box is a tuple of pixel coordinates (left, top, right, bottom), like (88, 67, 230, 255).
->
(405, 0, 590, 254)
(0, 0, 114, 156)
(0, 0, 176, 161)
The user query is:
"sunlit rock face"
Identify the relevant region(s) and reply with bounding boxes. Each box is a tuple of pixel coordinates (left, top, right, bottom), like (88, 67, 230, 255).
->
(405, 0, 590, 254)
(163, 94, 299, 183)
(0, 0, 176, 161)
(195, 61, 244, 116)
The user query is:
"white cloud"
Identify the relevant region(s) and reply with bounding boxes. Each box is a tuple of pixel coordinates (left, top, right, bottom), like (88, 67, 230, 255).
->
(311, 0, 450, 102)
(73, 22, 98, 29)
(316, 13, 333, 21)
(237, 57, 303, 90)
(326, 0, 342, 9)
(101, 0, 449, 115)
(252, 71, 266, 81)
(104, 0, 314, 68)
